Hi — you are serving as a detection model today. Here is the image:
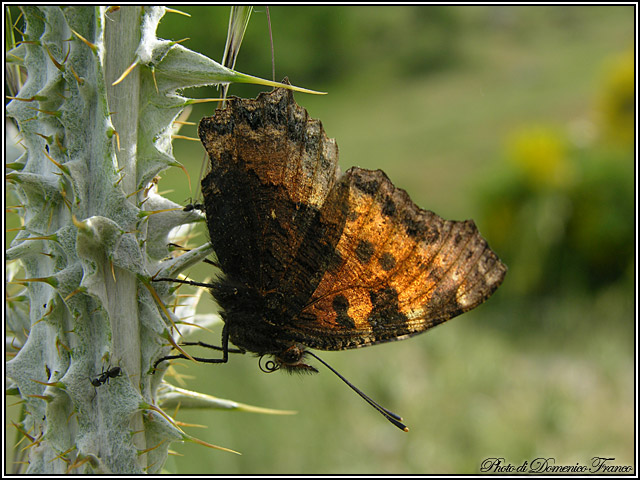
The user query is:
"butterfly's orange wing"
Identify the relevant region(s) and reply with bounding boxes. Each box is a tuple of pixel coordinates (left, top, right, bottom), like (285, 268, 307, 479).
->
(285, 168, 507, 350)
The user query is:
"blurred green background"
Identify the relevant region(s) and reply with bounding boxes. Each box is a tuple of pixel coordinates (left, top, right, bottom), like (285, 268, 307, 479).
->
(7, 5, 635, 475)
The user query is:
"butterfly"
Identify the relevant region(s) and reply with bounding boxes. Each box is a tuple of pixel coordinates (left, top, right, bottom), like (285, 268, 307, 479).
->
(155, 83, 507, 431)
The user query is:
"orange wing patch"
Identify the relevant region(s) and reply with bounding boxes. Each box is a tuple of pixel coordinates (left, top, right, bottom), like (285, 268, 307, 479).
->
(287, 168, 507, 350)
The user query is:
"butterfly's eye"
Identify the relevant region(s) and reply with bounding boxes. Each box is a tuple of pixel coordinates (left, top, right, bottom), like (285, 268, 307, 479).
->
(277, 345, 305, 365)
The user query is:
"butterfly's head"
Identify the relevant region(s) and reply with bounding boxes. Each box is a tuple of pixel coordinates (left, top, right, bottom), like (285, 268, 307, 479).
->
(259, 344, 319, 374)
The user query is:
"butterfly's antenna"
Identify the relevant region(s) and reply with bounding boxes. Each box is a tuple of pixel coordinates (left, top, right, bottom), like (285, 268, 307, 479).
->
(305, 351, 409, 432)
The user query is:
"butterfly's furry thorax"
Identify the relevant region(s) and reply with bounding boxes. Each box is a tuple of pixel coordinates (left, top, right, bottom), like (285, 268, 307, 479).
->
(210, 276, 287, 355)
(210, 275, 318, 373)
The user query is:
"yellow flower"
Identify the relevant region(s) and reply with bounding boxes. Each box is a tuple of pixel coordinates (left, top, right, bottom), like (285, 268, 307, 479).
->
(598, 48, 634, 145)
(506, 126, 572, 190)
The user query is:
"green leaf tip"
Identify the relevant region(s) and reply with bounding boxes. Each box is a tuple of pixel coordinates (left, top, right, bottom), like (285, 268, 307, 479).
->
(157, 383, 297, 415)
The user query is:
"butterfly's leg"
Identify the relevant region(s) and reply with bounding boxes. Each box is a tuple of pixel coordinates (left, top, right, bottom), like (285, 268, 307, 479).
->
(178, 341, 243, 354)
(152, 277, 217, 289)
(153, 323, 242, 369)
(166, 243, 219, 268)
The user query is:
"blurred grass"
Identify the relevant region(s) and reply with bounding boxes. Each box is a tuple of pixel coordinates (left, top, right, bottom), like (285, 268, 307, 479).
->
(5, 5, 635, 474)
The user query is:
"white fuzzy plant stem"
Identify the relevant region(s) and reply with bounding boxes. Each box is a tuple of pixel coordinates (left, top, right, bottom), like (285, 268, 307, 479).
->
(4, 5, 278, 473)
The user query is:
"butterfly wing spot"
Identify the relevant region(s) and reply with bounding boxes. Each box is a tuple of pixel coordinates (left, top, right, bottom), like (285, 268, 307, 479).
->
(332, 294, 356, 329)
(382, 196, 397, 217)
(355, 240, 375, 264)
(367, 287, 408, 338)
(379, 252, 397, 271)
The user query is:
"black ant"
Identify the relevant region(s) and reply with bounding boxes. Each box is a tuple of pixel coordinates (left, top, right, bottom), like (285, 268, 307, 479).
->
(90, 365, 122, 388)
(182, 203, 204, 212)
